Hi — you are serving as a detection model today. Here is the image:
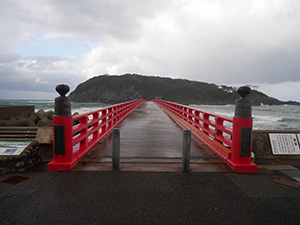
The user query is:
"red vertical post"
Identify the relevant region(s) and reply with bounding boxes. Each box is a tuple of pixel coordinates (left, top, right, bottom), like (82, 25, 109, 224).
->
(203, 113, 209, 134)
(93, 112, 99, 140)
(48, 84, 77, 171)
(194, 110, 200, 128)
(108, 108, 113, 130)
(112, 106, 117, 126)
(215, 117, 224, 143)
(101, 109, 107, 136)
(229, 86, 259, 173)
(79, 116, 88, 151)
(116, 105, 120, 122)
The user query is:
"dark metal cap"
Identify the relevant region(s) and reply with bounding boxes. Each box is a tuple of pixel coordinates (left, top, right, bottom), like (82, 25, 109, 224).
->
(237, 86, 251, 98)
(234, 86, 252, 118)
(56, 84, 70, 97)
(54, 84, 71, 116)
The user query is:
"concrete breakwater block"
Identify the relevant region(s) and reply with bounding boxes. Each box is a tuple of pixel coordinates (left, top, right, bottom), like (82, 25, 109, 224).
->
(0, 141, 42, 174)
(0, 109, 54, 127)
(0, 106, 34, 120)
(36, 127, 53, 162)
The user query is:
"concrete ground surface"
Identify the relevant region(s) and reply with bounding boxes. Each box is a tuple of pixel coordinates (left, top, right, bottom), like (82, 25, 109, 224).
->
(73, 101, 231, 173)
(1, 167, 300, 225)
(1, 102, 300, 224)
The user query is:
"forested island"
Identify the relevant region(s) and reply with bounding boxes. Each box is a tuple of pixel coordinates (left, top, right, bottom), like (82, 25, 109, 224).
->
(69, 74, 299, 106)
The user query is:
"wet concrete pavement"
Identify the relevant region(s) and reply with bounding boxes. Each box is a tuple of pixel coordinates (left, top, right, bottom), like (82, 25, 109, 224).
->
(1, 101, 300, 224)
(1, 169, 300, 225)
(74, 102, 230, 172)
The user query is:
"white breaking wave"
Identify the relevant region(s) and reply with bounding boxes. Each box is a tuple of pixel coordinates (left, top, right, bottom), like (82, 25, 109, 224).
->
(191, 104, 300, 130)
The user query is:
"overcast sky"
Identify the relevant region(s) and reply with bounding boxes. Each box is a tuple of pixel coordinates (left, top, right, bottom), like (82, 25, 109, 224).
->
(1, 0, 300, 101)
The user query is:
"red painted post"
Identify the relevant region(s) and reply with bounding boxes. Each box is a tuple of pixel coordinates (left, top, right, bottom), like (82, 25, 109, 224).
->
(93, 112, 99, 140)
(101, 109, 107, 136)
(194, 110, 200, 128)
(215, 117, 224, 144)
(48, 84, 77, 171)
(79, 116, 88, 152)
(229, 86, 259, 173)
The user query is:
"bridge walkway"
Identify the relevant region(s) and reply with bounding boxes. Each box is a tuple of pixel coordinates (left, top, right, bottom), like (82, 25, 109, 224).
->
(73, 101, 231, 172)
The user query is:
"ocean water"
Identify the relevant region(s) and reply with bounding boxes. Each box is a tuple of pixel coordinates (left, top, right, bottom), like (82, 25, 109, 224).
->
(191, 104, 300, 131)
(0, 100, 299, 131)
(0, 99, 108, 115)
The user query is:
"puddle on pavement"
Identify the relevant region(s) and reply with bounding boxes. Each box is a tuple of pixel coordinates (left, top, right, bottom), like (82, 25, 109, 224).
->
(0, 176, 30, 185)
(274, 178, 300, 189)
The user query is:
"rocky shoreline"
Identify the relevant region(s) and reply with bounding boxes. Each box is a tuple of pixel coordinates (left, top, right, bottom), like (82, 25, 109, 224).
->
(0, 109, 54, 127)
(0, 141, 41, 174)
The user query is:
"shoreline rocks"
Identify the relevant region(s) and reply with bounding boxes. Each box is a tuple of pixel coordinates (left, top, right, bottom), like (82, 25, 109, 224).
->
(0, 109, 79, 127)
(0, 141, 42, 174)
(0, 110, 54, 127)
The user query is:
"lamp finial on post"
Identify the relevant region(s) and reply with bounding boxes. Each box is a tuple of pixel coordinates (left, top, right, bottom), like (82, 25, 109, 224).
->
(234, 86, 252, 118)
(54, 84, 71, 116)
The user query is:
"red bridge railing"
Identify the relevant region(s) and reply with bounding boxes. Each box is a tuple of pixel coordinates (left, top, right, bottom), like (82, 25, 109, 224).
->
(152, 99, 233, 156)
(48, 84, 145, 171)
(152, 87, 259, 173)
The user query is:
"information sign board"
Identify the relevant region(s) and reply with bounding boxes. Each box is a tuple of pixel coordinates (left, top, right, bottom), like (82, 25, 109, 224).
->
(269, 133, 300, 155)
(0, 141, 31, 155)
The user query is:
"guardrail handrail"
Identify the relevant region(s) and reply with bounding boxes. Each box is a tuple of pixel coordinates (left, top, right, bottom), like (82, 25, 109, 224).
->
(152, 87, 259, 174)
(153, 100, 234, 148)
(71, 100, 143, 151)
(48, 85, 145, 172)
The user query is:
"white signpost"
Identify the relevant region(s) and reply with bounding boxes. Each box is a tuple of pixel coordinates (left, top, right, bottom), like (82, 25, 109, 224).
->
(0, 141, 31, 155)
(269, 133, 300, 155)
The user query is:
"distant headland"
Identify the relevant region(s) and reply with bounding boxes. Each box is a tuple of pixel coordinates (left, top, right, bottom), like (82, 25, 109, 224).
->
(69, 74, 300, 106)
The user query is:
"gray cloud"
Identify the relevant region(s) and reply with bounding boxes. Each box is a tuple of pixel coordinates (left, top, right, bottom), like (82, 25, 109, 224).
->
(0, 56, 83, 93)
(0, 54, 21, 63)
(0, 0, 169, 47)
(1, 0, 300, 101)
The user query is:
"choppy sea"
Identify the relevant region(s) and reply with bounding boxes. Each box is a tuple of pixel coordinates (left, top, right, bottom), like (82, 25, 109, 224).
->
(0, 99, 299, 131)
